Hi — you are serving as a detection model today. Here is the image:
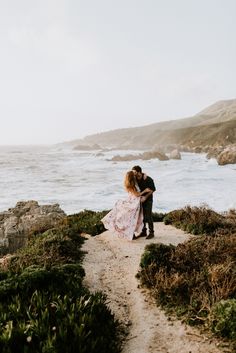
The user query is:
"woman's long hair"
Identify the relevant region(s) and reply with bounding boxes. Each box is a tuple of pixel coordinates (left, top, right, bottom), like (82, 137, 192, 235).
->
(124, 171, 137, 193)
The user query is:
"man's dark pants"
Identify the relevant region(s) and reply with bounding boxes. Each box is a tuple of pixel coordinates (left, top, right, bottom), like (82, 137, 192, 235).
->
(142, 200, 154, 234)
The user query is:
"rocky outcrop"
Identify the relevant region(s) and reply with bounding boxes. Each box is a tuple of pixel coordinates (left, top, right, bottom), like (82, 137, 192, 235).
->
(204, 144, 236, 165)
(65, 99, 236, 151)
(206, 146, 224, 159)
(142, 151, 169, 161)
(217, 145, 236, 165)
(192, 146, 203, 153)
(110, 150, 169, 162)
(74, 143, 102, 151)
(179, 145, 210, 154)
(111, 154, 140, 161)
(0, 201, 66, 255)
(169, 149, 181, 160)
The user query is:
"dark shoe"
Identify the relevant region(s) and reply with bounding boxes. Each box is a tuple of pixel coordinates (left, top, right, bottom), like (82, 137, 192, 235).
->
(138, 231, 147, 237)
(132, 234, 138, 240)
(146, 232, 154, 239)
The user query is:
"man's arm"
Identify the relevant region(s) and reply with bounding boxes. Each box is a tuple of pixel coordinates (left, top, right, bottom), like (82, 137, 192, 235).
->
(142, 177, 156, 202)
(149, 177, 156, 192)
(141, 189, 153, 202)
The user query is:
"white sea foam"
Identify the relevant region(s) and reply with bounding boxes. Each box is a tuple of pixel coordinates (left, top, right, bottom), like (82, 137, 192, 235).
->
(0, 145, 235, 214)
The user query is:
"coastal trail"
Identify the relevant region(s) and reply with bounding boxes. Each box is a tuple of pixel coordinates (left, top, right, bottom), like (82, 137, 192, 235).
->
(82, 223, 222, 353)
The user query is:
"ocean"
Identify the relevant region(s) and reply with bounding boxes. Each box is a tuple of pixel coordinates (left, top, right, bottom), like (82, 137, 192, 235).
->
(0, 145, 235, 215)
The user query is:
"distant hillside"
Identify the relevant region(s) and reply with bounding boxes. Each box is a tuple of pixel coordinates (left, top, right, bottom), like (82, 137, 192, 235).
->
(68, 99, 236, 149)
(149, 119, 236, 148)
(196, 99, 236, 122)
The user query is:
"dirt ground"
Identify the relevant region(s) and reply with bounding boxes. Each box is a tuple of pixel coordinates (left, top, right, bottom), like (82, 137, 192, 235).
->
(82, 223, 226, 353)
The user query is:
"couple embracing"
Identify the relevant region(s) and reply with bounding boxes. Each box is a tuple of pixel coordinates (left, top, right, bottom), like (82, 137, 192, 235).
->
(102, 166, 156, 241)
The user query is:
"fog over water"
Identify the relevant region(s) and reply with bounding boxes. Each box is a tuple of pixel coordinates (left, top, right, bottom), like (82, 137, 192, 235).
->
(0, 1, 236, 145)
(0, 145, 235, 215)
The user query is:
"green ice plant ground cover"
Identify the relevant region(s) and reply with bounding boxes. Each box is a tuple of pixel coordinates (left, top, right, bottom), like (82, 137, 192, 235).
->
(0, 213, 120, 353)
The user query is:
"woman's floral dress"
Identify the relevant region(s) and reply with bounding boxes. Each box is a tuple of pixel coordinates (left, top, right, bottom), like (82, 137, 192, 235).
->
(101, 192, 143, 241)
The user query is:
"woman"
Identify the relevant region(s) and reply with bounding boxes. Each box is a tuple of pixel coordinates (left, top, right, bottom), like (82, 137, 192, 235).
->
(101, 171, 151, 241)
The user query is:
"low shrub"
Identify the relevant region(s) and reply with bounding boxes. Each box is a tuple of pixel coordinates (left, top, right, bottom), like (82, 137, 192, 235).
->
(152, 212, 166, 222)
(210, 299, 236, 340)
(7, 225, 85, 274)
(66, 210, 109, 236)
(140, 243, 174, 270)
(163, 205, 227, 235)
(0, 264, 86, 303)
(0, 271, 8, 281)
(138, 232, 236, 336)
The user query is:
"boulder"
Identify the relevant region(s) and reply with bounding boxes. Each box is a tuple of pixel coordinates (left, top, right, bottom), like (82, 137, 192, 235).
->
(110, 150, 169, 162)
(169, 149, 181, 160)
(0, 201, 66, 255)
(141, 151, 169, 161)
(217, 146, 236, 165)
(110, 154, 142, 161)
(206, 146, 224, 159)
(202, 145, 210, 153)
(193, 146, 203, 153)
(74, 143, 101, 151)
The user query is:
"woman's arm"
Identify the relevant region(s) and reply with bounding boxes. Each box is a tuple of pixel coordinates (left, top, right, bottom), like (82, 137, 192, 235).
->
(141, 192, 153, 202)
(140, 188, 154, 202)
(129, 189, 141, 197)
(129, 188, 152, 198)
(140, 188, 152, 195)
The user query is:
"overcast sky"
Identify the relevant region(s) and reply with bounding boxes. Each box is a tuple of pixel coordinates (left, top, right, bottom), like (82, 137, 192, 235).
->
(0, 0, 235, 145)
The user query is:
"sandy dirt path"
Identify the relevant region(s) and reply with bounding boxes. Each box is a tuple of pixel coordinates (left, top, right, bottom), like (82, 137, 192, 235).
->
(82, 223, 223, 353)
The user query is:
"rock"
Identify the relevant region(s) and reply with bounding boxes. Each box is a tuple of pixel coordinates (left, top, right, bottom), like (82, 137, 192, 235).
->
(74, 143, 101, 151)
(111, 154, 142, 161)
(0, 254, 13, 271)
(110, 150, 169, 162)
(0, 201, 66, 255)
(193, 146, 203, 153)
(206, 146, 224, 159)
(217, 146, 236, 165)
(169, 149, 181, 160)
(202, 145, 210, 153)
(142, 151, 169, 161)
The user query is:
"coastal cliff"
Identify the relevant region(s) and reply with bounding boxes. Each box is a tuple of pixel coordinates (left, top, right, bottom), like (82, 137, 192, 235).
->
(65, 99, 236, 164)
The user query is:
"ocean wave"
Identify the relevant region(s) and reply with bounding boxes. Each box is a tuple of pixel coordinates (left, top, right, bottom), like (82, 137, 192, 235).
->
(0, 146, 235, 214)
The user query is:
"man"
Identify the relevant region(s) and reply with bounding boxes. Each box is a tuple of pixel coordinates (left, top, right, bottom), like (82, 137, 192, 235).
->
(132, 165, 156, 239)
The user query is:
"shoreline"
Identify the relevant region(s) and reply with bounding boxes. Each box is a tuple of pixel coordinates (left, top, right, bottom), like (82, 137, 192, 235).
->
(0, 148, 235, 214)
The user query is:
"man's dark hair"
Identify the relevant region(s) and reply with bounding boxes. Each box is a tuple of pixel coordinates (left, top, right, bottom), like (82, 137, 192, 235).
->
(132, 165, 142, 173)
